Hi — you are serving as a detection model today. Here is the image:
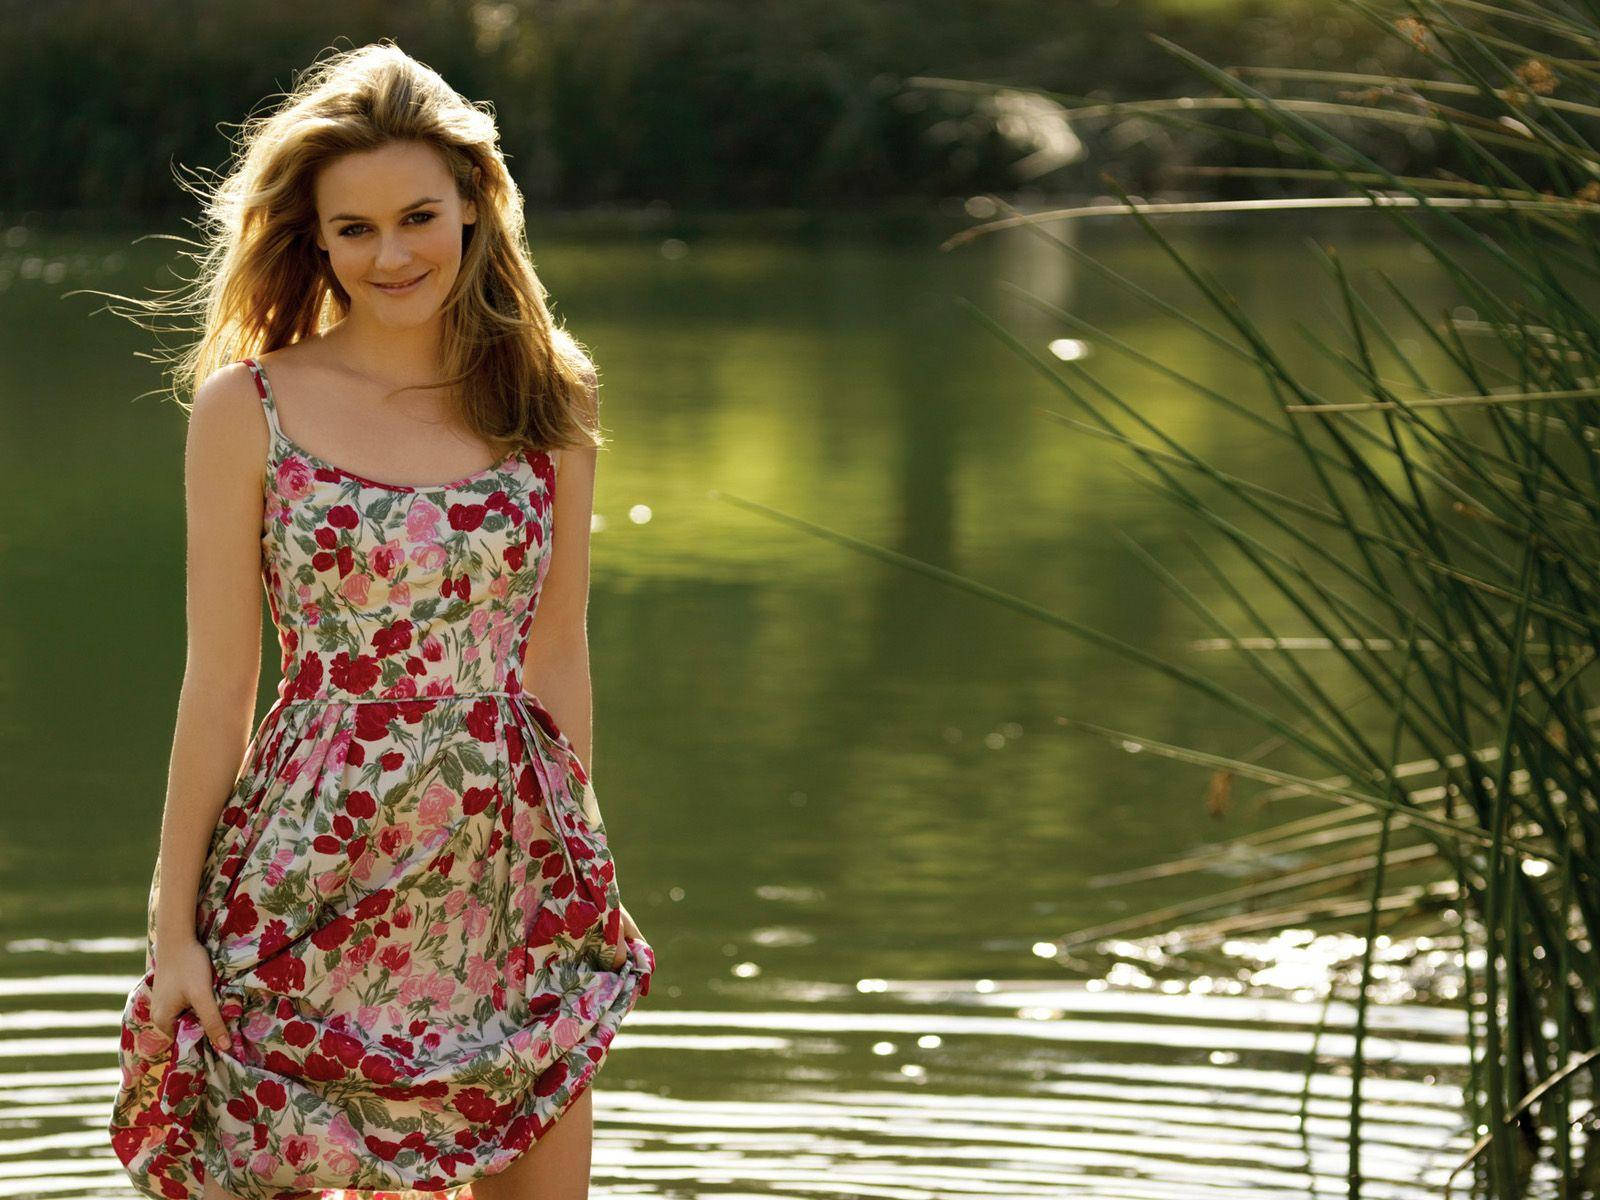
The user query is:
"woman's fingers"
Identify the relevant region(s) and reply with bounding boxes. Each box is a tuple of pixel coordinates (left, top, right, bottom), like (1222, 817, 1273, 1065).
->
(147, 996, 176, 1045)
(190, 988, 232, 1051)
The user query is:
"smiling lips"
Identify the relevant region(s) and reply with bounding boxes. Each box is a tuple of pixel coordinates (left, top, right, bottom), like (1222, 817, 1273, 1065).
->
(370, 269, 430, 293)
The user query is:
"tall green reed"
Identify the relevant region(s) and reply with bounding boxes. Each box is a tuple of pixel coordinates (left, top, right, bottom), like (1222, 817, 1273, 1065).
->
(720, 0, 1600, 1194)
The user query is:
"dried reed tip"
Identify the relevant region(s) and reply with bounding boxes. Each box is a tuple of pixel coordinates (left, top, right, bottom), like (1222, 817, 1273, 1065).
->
(1515, 59, 1558, 97)
(1204, 768, 1233, 820)
(1395, 17, 1431, 54)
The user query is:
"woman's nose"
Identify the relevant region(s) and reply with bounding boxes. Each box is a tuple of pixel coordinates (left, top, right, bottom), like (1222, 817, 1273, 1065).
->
(373, 235, 413, 270)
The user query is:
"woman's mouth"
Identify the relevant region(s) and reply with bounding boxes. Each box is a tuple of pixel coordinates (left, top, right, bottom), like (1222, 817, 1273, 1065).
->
(369, 269, 430, 294)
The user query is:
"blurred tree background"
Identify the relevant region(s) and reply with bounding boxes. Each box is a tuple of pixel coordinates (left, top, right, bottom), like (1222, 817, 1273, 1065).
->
(7, 0, 1440, 221)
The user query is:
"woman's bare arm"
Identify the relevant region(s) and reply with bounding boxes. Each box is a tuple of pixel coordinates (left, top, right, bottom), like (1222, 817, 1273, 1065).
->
(151, 363, 268, 954)
(522, 371, 599, 780)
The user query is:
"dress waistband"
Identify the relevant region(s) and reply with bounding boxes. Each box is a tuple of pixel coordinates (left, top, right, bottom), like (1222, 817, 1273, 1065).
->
(278, 689, 523, 707)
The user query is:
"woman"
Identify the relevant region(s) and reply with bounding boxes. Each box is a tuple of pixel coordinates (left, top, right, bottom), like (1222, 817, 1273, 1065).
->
(103, 40, 655, 1200)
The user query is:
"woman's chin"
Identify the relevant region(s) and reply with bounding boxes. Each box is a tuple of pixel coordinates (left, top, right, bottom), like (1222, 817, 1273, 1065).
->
(359, 300, 443, 328)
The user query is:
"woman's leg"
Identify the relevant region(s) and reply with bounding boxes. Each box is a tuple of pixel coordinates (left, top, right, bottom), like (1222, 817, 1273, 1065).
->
(470, 1085, 594, 1200)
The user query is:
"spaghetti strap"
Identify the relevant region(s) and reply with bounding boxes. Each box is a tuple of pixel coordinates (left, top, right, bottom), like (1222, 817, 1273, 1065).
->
(240, 356, 283, 441)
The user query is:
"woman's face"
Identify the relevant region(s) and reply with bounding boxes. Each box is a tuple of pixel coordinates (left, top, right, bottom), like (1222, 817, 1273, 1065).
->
(313, 140, 478, 328)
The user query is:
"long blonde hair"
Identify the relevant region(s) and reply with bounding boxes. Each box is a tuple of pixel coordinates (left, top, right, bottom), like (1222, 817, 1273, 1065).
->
(93, 39, 601, 453)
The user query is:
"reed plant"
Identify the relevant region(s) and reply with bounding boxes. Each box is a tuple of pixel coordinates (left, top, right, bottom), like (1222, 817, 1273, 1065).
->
(720, 0, 1600, 1194)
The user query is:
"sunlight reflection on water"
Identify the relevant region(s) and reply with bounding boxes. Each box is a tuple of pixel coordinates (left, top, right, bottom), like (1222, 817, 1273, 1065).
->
(1, 934, 1475, 1200)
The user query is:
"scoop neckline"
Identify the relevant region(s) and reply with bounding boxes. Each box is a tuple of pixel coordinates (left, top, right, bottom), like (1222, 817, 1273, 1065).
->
(272, 425, 526, 494)
(247, 356, 535, 493)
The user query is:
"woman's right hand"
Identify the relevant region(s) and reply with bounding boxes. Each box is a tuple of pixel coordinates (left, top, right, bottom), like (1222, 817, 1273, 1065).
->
(148, 936, 232, 1053)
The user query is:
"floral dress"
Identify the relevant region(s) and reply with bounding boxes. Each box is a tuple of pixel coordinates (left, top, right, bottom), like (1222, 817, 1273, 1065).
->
(108, 357, 655, 1200)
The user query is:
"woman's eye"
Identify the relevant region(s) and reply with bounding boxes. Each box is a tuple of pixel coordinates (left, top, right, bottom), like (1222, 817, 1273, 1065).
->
(335, 212, 436, 238)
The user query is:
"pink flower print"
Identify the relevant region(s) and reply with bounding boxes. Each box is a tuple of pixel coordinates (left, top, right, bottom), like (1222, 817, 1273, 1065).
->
(328, 1111, 363, 1150)
(417, 782, 456, 832)
(389, 581, 412, 608)
(466, 953, 497, 996)
(265, 847, 297, 886)
(552, 1015, 582, 1049)
(327, 726, 353, 772)
(486, 624, 510, 665)
(371, 539, 405, 579)
(324, 1147, 363, 1176)
(468, 857, 487, 884)
(489, 573, 510, 599)
(324, 962, 357, 996)
(132, 1026, 172, 1057)
(575, 988, 600, 1023)
(517, 885, 540, 926)
(426, 975, 456, 1006)
(443, 889, 468, 918)
(399, 974, 429, 1006)
(462, 898, 489, 938)
(406, 497, 443, 541)
(243, 1009, 277, 1040)
(340, 572, 372, 606)
(469, 606, 492, 642)
(428, 921, 450, 940)
(357, 1004, 383, 1029)
(249, 1151, 281, 1179)
(275, 456, 314, 501)
(411, 541, 449, 571)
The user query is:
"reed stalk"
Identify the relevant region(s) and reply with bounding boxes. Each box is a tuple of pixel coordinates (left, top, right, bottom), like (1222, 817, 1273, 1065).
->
(723, 0, 1600, 1193)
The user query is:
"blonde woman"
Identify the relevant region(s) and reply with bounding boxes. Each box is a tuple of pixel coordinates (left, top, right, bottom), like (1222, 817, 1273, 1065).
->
(102, 40, 655, 1200)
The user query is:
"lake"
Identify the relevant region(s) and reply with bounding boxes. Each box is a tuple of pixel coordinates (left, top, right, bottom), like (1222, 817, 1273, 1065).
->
(0, 210, 1476, 1197)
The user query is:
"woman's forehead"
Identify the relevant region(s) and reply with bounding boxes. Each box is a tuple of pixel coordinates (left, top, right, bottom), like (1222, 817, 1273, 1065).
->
(315, 143, 454, 212)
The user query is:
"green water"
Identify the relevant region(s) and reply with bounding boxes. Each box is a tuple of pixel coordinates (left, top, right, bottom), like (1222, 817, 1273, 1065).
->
(0, 214, 1476, 1196)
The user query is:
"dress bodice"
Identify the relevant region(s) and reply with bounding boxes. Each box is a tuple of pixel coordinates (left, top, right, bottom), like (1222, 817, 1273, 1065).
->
(244, 356, 557, 704)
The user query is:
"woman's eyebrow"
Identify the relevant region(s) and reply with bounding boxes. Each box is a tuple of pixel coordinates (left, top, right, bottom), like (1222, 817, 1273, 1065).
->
(328, 196, 443, 222)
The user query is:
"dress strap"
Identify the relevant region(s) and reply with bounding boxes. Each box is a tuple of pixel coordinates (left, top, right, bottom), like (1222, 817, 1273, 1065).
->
(241, 357, 284, 441)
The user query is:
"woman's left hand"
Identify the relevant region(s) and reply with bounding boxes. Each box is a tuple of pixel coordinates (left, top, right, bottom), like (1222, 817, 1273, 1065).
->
(609, 904, 645, 969)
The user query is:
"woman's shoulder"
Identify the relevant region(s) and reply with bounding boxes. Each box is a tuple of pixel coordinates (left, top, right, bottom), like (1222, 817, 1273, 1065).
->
(192, 359, 265, 422)
(188, 359, 273, 466)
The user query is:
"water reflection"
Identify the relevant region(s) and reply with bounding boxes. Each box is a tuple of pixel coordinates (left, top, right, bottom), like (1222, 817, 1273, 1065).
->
(2, 937, 1468, 1198)
(3, 947, 1472, 1196)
